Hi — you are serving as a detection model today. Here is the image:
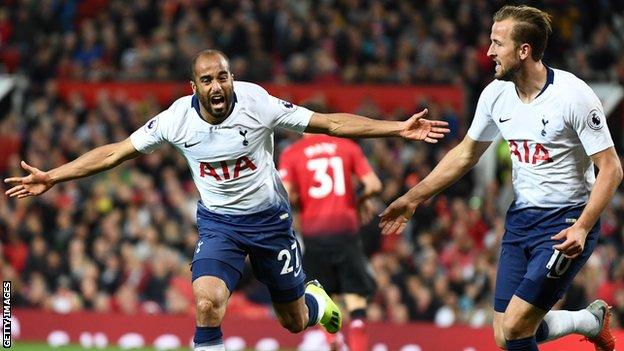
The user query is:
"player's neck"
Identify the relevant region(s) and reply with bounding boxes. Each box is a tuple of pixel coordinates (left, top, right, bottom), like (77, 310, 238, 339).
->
(513, 61, 547, 103)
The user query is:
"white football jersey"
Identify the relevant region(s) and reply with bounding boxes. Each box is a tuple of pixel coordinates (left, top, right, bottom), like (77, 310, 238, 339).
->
(130, 81, 313, 214)
(468, 67, 614, 209)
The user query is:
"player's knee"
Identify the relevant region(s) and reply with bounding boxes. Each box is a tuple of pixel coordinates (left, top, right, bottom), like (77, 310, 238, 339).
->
(196, 295, 225, 319)
(196, 297, 215, 316)
(502, 313, 528, 340)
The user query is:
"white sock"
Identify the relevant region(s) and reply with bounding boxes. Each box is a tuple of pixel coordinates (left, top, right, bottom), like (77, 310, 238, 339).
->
(306, 291, 326, 324)
(194, 343, 225, 351)
(540, 310, 600, 342)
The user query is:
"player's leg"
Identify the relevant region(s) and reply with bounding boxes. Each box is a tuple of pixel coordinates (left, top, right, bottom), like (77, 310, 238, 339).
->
(300, 236, 346, 348)
(191, 206, 247, 351)
(493, 312, 506, 349)
(510, 227, 613, 350)
(191, 259, 240, 350)
(270, 280, 341, 334)
(337, 237, 376, 351)
(501, 295, 547, 350)
(343, 294, 368, 351)
(192, 269, 232, 351)
(527, 231, 615, 350)
(250, 230, 342, 334)
(271, 285, 311, 333)
(191, 257, 243, 351)
(492, 232, 528, 350)
(500, 293, 614, 351)
(537, 299, 614, 347)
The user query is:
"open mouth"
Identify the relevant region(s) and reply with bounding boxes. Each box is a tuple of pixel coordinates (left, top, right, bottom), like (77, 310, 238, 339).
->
(210, 95, 226, 110)
(494, 60, 501, 72)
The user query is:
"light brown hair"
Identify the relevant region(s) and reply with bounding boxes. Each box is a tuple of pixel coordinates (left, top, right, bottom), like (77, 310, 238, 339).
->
(493, 5, 552, 61)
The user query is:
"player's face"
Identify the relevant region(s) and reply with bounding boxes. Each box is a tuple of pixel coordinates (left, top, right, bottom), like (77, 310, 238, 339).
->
(191, 54, 234, 121)
(487, 19, 521, 81)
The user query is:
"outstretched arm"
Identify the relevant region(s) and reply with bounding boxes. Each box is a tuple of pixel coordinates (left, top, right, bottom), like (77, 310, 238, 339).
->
(379, 136, 492, 235)
(5, 138, 141, 198)
(305, 109, 450, 143)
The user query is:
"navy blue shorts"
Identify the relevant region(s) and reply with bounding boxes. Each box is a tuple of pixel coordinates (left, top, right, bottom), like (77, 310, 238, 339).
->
(494, 204, 599, 312)
(191, 201, 306, 303)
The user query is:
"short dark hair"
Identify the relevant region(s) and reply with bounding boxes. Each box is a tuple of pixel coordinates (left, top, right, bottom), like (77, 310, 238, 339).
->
(493, 5, 552, 61)
(189, 49, 230, 80)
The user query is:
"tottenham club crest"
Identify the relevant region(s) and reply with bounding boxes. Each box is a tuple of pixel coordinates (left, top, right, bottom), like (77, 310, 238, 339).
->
(586, 109, 604, 131)
(541, 117, 549, 136)
(239, 129, 249, 146)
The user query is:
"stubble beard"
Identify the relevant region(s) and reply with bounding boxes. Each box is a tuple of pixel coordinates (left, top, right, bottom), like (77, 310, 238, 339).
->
(198, 93, 230, 120)
(496, 60, 521, 82)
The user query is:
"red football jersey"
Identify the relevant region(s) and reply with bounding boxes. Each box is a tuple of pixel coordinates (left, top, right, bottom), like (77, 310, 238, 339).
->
(279, 135, 373, 237)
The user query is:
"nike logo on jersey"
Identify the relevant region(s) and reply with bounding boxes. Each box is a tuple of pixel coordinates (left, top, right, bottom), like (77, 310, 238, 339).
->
(499, 117, 512, 123)
(184, 141, 201, 148)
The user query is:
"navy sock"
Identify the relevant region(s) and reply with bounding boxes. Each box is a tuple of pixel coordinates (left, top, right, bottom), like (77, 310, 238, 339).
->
(194, 326, 222, 346)
(304, 293, 319, 327)
(535, 320, 550, 343)
(506, 336, 538, 351)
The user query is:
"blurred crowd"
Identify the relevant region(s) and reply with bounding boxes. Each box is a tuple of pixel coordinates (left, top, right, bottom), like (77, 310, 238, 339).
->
(0, 0, 623, 330)
(1, 0, 624, 86)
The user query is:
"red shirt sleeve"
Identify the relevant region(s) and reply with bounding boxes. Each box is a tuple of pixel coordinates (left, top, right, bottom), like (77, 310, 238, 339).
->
(349, 140, 373, 178)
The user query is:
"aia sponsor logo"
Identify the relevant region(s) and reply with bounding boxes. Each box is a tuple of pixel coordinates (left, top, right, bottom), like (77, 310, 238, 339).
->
(199, 156, 257, 181)
(508, 140, 552, 164)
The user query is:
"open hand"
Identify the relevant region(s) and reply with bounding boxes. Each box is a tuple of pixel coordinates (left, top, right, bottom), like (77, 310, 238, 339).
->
(400, 109, 451, 143)
(4, 161, 54, 199)
(379, 195, 417, 235)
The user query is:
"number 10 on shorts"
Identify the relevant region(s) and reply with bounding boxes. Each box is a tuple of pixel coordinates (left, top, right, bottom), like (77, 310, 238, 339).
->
(278, 242, 302, 276)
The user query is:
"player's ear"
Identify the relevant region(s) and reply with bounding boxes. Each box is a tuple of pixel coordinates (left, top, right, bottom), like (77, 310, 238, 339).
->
(190, 80, 197, 93)
(518, 43, 531, 60)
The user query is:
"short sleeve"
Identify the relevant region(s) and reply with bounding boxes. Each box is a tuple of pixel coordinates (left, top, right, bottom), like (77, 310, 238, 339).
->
(130, 109, 170, 154)
(253, 86, 313, 132)
(467, 86, 500, 142)
(568, 87, 614, 156)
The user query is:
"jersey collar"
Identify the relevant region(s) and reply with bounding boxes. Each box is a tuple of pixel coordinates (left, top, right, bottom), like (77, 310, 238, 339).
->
(535, 65, 554, 99)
